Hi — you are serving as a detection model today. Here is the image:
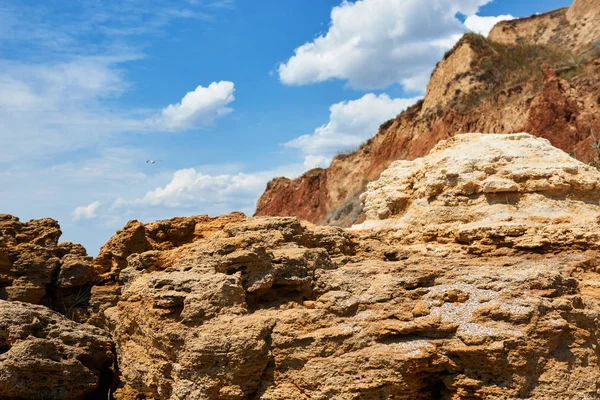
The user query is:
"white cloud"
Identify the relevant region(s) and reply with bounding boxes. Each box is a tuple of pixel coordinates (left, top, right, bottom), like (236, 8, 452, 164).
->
(0, 56, 145, 163)
(278, 0, 494, 90)
(0, 78, 40, 110)
(0, 0, 237, 254)
(464, 14, 514, 36)
(0, 59, 236, 163)
(285, 93, 419, 169)
(303, 155, 331, 170)
(114, 163, 304, 214)
(73, 202, 101, 221)
(0, 1, 237, 163)
(150, 81, 235, 130)
(135, 168, 263, 207)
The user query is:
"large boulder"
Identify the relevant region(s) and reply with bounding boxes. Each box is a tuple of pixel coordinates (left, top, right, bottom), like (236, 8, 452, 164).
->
(0, 215, 96, 316)
(0, 300, 115, 399)
(104, 217, 357, 399)
(101, 184, 600, 399)
(5, 132, 600, 399)
(355, 133, 600, 253)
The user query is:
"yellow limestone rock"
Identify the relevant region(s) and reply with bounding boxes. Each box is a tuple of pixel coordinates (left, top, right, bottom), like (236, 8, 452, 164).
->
(354, 133, 600, 251)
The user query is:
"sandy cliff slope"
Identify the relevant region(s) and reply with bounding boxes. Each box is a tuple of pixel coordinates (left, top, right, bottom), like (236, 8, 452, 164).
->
(255, 0, 600, 227)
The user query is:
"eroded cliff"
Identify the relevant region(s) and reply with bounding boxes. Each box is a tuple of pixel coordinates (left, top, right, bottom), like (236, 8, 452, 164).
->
(255, 0, 600, 226)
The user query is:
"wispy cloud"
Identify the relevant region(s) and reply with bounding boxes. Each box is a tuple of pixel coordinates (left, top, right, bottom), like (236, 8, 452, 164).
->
(0, 0, 237, 253)
(189, 0, 236, 9)
(0, 0, 237, 163)
(0, 1, 220, 58)
(0, 55, 143, 163)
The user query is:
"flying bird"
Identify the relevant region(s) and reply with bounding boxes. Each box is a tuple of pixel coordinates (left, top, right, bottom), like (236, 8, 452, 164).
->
(146, 160, 162, 164)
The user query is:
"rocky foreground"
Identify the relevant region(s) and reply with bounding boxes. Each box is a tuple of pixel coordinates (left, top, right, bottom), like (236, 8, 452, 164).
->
(2, 133, 600, 399)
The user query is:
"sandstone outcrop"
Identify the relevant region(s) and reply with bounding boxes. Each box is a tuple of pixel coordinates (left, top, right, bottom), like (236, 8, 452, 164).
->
(3, 1, 600, 398)
(109, 242, 600, 399)
(102, 217, 356, 399)
(97, 133, 600, 399)
(0, 215, 97, 315)
(85, 213, 250, 327)
(255, 0, 600, 226)
(355, 133, 600, 252)
(0, 300, 115, 399)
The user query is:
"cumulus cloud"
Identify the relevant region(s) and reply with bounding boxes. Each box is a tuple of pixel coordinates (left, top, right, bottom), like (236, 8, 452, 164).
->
(285, 93, 419, 169)
(136, 168, 262, 207)
(73, 201, 101, 221)
(278, 0, 496, 91)
(115, 163, 304, 213)
(464, 14, 514, 36)
(150, 81, 236, 130)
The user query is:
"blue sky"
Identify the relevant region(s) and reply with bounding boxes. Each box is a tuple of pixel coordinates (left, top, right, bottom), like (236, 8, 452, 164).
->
(0, 0, 571, 254)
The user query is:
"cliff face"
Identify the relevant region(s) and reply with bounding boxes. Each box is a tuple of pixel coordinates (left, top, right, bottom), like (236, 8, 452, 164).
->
(4, 133, 600, 399)
(255, 0, 600, 226)
(254, 170, 330, 225)
(490, 0, 599, 52)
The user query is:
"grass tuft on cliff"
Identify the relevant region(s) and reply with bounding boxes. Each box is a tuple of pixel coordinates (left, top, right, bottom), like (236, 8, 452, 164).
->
(452, 33, 583, 113)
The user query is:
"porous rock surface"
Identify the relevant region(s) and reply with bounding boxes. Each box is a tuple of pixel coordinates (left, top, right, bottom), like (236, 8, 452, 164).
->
(85, 213, 249, 327)
(105, 217, 357, 399)
(89, 135, 600, 399)
(0, 215, 96, 309)
(0, 300, 114, 399)
(355, 133, 600, 252)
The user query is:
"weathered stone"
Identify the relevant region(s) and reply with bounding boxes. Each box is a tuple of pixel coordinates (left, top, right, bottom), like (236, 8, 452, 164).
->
(0, 216, 98, 308)
(0, 300, 115, 400)
(3, 1, 600, 398)
(99, 133, 600, 399)
(355, 133, 600, 253)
